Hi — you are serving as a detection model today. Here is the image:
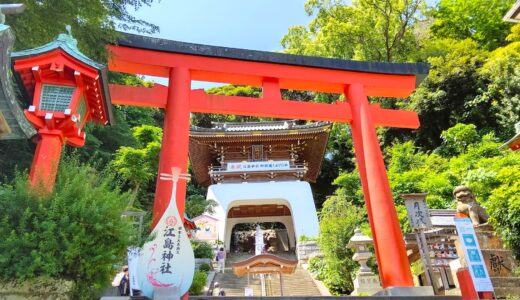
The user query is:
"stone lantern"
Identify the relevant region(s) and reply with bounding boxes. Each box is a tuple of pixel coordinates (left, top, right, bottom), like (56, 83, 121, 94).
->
(347, 228, 382, 296)
(11, 28, 113, 192)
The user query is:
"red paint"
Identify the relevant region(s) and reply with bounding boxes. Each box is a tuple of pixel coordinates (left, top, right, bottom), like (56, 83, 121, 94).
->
(348, 83, 413, 287)
(109, 85, 420, 129)
(152, 68, 191, 227)
(24, 110, 86, 191)
(457, 268, 479, 300)
(107, 45, 417, 98)
(28, 131, 63, 193)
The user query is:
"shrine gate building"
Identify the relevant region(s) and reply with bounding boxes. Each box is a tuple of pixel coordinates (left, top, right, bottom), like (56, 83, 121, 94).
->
(188, 120, 331, 251)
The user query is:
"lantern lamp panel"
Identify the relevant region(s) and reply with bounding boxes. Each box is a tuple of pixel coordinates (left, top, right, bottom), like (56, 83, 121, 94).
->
(39, 84, 75, 112)
(76, 96, 87, 120)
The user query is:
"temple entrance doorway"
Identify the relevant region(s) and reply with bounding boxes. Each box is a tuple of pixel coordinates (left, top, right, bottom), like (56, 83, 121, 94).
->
(230, 221, 291, 254)
(224, 202, 297, 253)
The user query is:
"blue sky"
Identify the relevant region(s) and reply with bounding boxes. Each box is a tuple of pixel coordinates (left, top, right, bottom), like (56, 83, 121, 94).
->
(131, 0, 313, 52)
(128, 0, 436, 88)
(129, 0, 313, 88)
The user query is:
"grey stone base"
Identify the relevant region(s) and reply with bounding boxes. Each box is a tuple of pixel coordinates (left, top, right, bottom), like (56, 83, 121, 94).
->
(373, 286, 435, 296)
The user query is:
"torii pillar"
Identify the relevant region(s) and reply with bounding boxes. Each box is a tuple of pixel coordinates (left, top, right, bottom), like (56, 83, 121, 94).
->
(348, 83, 412, 287)
(152, 67, 191, 227)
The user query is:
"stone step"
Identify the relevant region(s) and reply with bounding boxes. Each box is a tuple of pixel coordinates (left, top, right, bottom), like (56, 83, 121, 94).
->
(211, 252, 322, 297)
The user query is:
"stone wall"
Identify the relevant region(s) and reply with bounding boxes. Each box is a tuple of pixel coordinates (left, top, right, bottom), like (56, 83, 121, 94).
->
(296, 240, 320, 262)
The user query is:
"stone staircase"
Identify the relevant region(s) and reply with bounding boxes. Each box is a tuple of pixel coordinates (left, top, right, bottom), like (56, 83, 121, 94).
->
(210, 252, 322, 297)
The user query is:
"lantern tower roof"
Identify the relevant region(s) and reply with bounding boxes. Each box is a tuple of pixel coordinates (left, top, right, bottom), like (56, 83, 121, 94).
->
(10, 30, 113, 124)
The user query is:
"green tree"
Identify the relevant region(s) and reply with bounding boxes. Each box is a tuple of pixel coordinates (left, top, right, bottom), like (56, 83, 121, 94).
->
(406, 39, 491, 149)
(487, 166, 520, 259)
(476, 41, 520, 138)
(5, 0, 159, 60)
(314, 193, 367, 294)
(282, 0, 425, 62)
(0, 157, 134, 299)
(437, 123, 480, 156)
(184, 195, 217, 219)
(112, 125, 162, 208)
(430, 0, 514, 50)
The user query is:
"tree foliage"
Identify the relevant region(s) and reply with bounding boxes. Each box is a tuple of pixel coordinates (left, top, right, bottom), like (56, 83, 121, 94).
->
(311, 193, 367, 295)
(112, 125, 162, 208)
(5, 0, 159, 60)
(429, 0, 514, 50)
(406, 39, 491, 149)
(477, 41, 520, 138)
(282, 0, 424, 62)
(316, 123, 520, 292)
(0, 157, 134, 299)
(185, 195, 217, 219)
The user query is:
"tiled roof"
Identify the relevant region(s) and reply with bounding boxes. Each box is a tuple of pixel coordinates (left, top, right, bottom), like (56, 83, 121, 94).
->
(0, 25, 35, 139)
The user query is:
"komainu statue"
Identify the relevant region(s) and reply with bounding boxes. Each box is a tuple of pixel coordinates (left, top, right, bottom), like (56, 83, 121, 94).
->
(454, 186, 489, 226)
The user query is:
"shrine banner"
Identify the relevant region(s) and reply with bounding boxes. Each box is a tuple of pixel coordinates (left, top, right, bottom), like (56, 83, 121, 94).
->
(226, 160, 290, 172)
(137, 170, 195, 298)
(454, 217, 494, 292)
(127, 246, 140, 295)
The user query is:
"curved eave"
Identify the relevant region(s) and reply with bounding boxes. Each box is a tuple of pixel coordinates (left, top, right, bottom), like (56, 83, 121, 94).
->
(190, 122, 332, 138)
(232, 254, 298, 277)
(116, 32, 429, 87)
(11, 40, 114, 125)
(500, 133, 520, 151)
(11, 37, 104, 69)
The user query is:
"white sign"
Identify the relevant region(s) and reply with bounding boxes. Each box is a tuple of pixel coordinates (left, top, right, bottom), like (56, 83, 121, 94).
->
(127, 247, 140, 295)
(244, 287, 254, 296)
(454, 217, 494, 292)
(255, 225, 264, 255)
(404, 197, 432, 229)
(226, 161, 290, 172)
(137, 168, 195, 298)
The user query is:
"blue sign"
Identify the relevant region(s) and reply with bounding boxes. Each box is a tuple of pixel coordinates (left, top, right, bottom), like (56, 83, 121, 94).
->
(454, 217, 493, 292)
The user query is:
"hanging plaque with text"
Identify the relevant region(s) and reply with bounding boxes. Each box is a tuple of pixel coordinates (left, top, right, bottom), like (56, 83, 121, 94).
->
(226, 160, 290, 172)
(403, 194, 432, 229)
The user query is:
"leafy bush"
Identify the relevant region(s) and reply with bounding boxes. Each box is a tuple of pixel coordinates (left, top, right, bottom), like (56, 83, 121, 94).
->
(0, 157, 134, 299)
(487, 166, 520, 259)
(308, 256, 326, 280)
(316, 195, 366, 295)
(191, 241, 214, 259)
(188, 270, 208, 295)
(198, 263, 211, 272)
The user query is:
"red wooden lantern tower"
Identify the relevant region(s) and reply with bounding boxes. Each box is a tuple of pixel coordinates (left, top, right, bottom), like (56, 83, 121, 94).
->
(11, 32, 113, 192)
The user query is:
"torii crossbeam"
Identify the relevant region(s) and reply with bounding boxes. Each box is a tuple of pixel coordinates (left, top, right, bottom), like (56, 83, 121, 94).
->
(107, 32, 428, 289)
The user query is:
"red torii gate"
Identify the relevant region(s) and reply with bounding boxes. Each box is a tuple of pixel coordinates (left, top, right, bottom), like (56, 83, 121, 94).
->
(107, 33, 428, 289)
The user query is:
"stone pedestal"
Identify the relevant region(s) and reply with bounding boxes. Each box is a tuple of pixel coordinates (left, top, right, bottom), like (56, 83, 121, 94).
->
(374, 286, 434, 296)
(352, 273, 383, 296)
(347, 228, 382, 296)
(153, 287, 180, 300)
